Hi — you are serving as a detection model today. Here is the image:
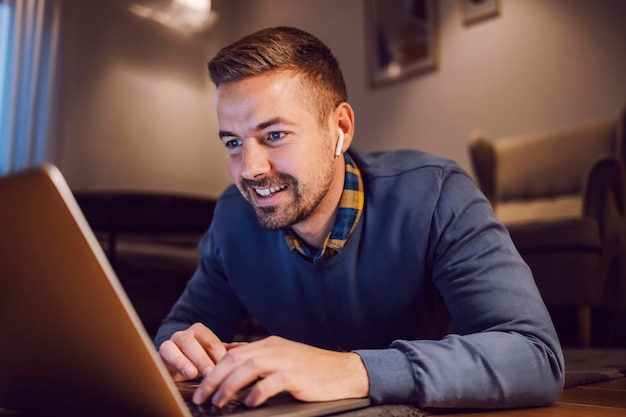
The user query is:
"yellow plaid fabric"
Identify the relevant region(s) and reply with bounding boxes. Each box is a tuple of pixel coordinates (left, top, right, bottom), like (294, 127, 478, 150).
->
(284, 153, 364, 263)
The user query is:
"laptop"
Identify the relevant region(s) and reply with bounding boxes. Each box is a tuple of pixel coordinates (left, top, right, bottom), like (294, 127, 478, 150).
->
(0, 164, 371, 417)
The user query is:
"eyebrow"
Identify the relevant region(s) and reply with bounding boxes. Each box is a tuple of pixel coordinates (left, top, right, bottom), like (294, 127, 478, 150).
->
(218, 117, 295, 139)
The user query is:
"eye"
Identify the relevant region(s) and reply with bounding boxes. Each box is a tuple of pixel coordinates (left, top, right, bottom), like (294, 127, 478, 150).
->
(224, 138, 243, 149)
(267, 131, 286, 141)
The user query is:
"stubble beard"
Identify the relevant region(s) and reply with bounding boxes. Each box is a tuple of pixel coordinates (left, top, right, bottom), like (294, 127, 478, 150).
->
(240, 160, 336, 231)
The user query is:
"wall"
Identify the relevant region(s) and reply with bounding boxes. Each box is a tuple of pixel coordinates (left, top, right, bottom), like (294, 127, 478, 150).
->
(57, 0, 238, 196)
(230, 0, 626, 171)
(55, 0, 626, 196)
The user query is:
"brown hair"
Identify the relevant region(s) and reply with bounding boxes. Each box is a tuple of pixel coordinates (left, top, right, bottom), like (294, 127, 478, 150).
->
(208, 26, 347, 126)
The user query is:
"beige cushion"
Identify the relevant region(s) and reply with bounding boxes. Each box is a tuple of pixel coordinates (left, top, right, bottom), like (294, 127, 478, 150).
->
(495, 119, 616, 201)
(495, 195, 581, 226)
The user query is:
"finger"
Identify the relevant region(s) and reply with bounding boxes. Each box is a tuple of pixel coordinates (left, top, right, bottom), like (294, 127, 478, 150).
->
(211, 362, 264, 408)
(243, 371, 290, 407)
(158, 339, 200, 380)
(170, 330, 218, 377)
(193, 325, 229, 364)
(210, 344, 291, 407)
(192, 344, 264, 405)
(224, 341, 248, 350)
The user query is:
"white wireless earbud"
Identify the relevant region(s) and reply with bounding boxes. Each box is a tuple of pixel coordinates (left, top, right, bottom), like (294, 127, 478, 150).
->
(335, 129, 345, 157)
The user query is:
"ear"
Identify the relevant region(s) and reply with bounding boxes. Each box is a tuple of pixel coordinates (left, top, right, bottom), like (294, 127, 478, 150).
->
(333, 102, 355, 157)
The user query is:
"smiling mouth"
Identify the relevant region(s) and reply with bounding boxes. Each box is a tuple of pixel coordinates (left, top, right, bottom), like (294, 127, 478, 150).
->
(254, 184, 288, 197)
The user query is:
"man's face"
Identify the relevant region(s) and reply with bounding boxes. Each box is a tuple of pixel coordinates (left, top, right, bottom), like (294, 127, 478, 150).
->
(216, 70, 339, 231)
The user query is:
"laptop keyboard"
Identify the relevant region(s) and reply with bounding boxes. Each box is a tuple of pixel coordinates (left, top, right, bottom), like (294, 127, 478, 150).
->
(184, 396, 252, 416)
(176, 381, 260, 416)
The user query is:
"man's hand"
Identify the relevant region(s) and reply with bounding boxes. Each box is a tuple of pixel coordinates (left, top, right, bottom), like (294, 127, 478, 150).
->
(158, 322, 230, 381)
(192, 335, 370, 408)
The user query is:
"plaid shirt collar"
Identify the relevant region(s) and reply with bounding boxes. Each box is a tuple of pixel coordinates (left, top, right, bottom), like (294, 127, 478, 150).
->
(284, 152, 364, 263)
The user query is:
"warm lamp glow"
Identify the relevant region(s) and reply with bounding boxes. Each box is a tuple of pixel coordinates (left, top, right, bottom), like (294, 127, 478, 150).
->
(175, 0, 210, 12)
(125, 0, 217, 34)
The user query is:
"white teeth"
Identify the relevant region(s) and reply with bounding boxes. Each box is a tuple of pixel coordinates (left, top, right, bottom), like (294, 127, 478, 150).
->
(255, 185, 287, 197)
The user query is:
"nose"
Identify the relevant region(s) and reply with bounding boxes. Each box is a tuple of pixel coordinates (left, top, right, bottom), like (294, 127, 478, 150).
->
(240, 141, 271, 180)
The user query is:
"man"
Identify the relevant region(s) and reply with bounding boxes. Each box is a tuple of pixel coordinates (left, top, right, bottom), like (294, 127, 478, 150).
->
(155, 26, 564, 411)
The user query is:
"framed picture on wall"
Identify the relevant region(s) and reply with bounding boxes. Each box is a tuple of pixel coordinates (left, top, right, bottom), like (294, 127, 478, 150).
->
(365, 0, 438, 88)
(461, 0, 500, 25)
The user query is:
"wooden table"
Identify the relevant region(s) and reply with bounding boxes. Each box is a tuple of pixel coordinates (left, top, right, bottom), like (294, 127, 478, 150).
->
(441, 377, 626, 416)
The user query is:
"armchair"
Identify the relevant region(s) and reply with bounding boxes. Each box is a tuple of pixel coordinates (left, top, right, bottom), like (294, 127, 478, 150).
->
(468, 109, 626, 347)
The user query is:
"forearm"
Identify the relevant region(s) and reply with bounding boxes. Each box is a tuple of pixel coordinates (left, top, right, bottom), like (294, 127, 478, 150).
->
(369, 171, 564, 408)
(355, 331, 563, 408)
